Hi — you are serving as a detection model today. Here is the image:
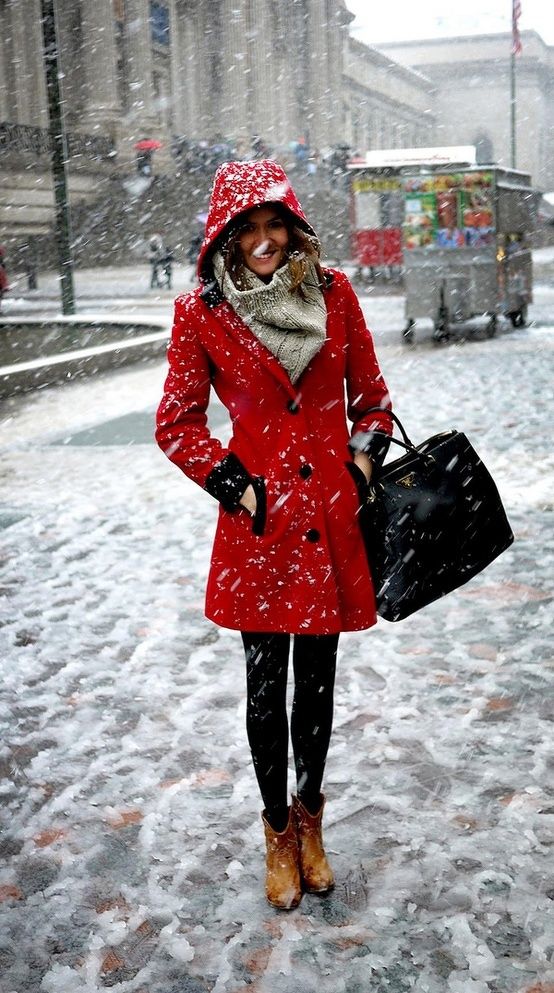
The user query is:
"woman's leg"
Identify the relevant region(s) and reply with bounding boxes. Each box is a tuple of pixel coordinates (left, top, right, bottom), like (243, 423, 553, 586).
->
(290, 633, 339, 813)
(241, 632, 291, 831)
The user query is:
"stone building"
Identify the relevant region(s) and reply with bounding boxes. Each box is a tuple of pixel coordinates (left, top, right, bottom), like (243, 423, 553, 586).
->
(0, 0, 354, 164)
(0, 2, 552, 258)
(378, 32, 554, 192)
(343, 39, 435, 153)
(0, 0, 359, 248)
(169, 0, 353, 154)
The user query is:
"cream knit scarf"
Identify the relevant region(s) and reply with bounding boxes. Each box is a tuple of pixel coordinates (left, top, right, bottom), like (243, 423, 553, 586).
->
(213, 252, 327, 384)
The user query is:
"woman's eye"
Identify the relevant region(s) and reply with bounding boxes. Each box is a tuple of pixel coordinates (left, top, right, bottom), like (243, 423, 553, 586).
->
(269, 220, 284, 229)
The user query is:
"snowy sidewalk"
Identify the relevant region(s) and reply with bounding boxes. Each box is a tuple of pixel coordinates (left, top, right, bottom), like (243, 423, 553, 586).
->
(0, 318, 553, 992)
(0, 264, 196, 318)
(2, 246, 553, 317)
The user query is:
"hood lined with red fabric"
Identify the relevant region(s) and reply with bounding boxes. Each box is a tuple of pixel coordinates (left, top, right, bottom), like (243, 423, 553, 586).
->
(197, 159, 318, 282)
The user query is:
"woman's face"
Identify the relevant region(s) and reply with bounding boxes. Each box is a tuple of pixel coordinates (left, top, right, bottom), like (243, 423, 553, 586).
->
(237, 206, 289, 280)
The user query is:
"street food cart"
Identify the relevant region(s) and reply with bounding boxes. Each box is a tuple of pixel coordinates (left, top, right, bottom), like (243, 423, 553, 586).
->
(348, 147, 536, 341)
(348, 172, 403, 278)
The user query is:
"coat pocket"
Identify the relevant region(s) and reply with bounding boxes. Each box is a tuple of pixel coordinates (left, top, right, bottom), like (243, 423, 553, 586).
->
(345, 461, 368, 506)
(251, 476, 267, 536)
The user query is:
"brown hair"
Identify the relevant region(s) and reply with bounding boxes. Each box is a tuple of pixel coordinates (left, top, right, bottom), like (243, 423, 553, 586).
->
(217, 205, 326, 296)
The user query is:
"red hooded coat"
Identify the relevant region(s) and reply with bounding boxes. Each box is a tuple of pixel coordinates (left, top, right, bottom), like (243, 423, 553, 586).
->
(156, 160, 392, 634)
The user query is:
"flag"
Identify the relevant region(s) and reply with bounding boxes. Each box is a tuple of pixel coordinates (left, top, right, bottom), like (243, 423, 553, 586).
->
(512, 0, 522, 55)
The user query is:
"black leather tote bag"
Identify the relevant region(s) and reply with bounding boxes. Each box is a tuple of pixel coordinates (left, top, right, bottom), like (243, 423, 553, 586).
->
(356, 408, 514, 622)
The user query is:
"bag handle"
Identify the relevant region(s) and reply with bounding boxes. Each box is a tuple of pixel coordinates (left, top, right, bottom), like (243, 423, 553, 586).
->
(362, 407, 414, 448)
(361, 407, 435, 463)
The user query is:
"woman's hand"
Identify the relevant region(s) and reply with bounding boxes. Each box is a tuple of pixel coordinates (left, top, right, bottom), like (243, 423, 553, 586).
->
(353, 452, 373, 484)
(239, 483, 257, 516)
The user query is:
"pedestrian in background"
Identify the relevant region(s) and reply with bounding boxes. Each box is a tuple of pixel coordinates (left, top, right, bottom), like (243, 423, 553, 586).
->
(0, 246, 9, 312)
(186, 231, 202, 267)
(161, 245, 174, 290)
(156, 160, 392, 909)
(21, 243, 38, 291)
(148, 234, 163, 289)
(187, 213, 207, 268)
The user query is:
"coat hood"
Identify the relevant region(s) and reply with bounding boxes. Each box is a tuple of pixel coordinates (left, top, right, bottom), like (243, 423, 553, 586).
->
(197, 159, 318, 281)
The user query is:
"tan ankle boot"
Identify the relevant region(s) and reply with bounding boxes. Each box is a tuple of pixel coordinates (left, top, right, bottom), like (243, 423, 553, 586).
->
(292, 793, 334, 894)
(261, 807, 302, 910)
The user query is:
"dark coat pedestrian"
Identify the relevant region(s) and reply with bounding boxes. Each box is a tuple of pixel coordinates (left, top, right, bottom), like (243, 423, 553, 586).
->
(186, 232, 203, 266)
(0, 246, 9, 311)
(0, 245, 10, 303)
(161, 246, 174, 289)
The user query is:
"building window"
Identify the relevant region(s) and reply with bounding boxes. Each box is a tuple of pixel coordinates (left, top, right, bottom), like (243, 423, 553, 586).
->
(150, 2, 170, 47)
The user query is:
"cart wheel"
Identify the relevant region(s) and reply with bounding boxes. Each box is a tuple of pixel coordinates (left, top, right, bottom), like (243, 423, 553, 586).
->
(433, 297, 449, 342)
(486, 314, 497, 338)
(433, 324, 450, 343)
(402, 319, 415, 344)
(509, 306, 527, 328)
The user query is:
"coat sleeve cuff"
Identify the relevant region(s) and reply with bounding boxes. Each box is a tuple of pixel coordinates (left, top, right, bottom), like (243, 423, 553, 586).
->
(349, 431, 391, 469)
(204, 452, 253, 510)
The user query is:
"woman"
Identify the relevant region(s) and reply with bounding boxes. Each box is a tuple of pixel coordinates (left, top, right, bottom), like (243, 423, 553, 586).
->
(156, 160, 392, 909)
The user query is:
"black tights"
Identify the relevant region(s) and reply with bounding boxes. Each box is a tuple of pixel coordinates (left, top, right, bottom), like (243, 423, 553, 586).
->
(241, 631, 339, 831)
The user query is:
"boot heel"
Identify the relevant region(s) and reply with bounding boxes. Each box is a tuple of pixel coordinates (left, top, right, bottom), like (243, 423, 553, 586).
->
(292, 793, 334, 894)
(262, 807, 302, 910)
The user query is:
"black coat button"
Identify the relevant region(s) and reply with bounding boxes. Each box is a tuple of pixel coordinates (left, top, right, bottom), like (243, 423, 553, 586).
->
(306, 528, 320, 543)
(299, 463, 312, 479)
(287, 399, 300, 414)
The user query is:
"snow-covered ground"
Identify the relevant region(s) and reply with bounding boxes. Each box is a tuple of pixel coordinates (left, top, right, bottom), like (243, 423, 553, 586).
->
(532, 245, 554, 265)
(3, 248, 554, 331)
(0, 291, 553, 993)
(0, 264, 190, 319)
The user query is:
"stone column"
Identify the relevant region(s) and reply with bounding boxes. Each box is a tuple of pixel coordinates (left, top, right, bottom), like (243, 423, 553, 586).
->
(0, 3, 12, 120)
(221, 0, 249, 145)
(79, 0, 120, 135)
(168, 0, 186, 137)
(268, 2, 291, 146)
(124, 0, 157, 127)
(285, 0, 309, 145)
(11, 0, 48, 127)
(306, 0, 328, 150)
(248, 0, 281, 150)
(6, 0, 31, 123)
(53, 2, 81, 130)
(175, 1, 198, 138)
(192, 0, 213, 140)
(118, 0, 162, 168)
(327, 0, 351, 148)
